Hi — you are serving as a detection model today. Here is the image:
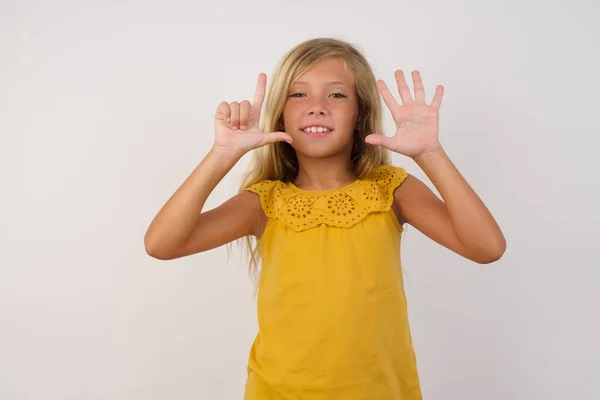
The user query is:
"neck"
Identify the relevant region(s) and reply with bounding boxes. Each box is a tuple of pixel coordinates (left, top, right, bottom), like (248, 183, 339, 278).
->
(293, 153, 356, 191)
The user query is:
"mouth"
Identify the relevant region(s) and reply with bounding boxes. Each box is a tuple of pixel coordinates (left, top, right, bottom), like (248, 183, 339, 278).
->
(300, 125, 334, 138)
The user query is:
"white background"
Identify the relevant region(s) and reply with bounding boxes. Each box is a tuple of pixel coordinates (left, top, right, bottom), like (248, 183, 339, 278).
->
(1, 0, 599, 399)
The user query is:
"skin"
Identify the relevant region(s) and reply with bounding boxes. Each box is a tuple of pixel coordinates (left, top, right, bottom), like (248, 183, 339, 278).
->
(145, 59, 506, 264)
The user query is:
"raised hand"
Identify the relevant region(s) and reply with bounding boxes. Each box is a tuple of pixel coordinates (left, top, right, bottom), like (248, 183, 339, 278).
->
(365, 70, 444, 159)
(213, 73, 292, 158)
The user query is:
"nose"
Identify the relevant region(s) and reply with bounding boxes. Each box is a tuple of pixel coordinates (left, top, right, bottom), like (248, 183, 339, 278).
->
(307, 98, 328, 116)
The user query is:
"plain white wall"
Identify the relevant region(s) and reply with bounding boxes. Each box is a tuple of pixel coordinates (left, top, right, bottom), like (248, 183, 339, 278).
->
(1, 0, 599, 399)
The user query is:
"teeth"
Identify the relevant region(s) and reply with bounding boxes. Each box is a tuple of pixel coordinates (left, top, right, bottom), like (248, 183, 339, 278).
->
(304, 126, 330, 133)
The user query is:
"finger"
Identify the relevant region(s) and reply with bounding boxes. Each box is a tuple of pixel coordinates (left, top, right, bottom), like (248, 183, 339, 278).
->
(431, 85, 444, 109)
(250, 73, 267, 127)
(376, 80, 401, 117)
(261, 131, 293, 145)
(394, 70, 413, 104)
(364, 133, 393, 148)
(215, 101, 231, 128)
(412, 70, 426, 103)
(239, 100, 251, 129)
(230, 102, 240, 130)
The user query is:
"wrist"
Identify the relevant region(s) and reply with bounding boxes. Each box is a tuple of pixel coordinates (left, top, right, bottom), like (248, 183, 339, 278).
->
(209, 145, 245, 164)
(412, 146, 445, 163)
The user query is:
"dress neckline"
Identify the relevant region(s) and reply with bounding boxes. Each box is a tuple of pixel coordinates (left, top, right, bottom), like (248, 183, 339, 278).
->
(286, 178, 362, 196)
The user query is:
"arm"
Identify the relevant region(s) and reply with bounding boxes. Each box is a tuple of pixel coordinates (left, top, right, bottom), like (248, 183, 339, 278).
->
(366, 69, 505, 264)
(144, 148, 264, 260)
(395, 149, 506, 264)
(144, 72, 290, 260)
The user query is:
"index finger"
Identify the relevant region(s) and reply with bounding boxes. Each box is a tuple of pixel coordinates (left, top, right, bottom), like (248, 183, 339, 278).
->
(250, 73, 267, 123)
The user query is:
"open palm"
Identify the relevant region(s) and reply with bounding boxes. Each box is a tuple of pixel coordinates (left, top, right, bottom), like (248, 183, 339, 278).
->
(365, 70, 444, 158)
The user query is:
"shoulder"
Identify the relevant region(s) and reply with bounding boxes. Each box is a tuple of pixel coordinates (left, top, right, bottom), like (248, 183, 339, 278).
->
(243, 179, 285, 218)
(243, 180, 282, 236)
(244, 179, 280, 197)
(361, 165, 409, 224)
(237, 188, 264, 208)
(362, 164, 408, 187)
(361, 165, 409, 207)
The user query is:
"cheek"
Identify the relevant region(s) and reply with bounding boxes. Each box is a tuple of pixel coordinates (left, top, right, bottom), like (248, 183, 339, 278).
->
(282, 104, 299, 125)
(334, 103, 358, 128)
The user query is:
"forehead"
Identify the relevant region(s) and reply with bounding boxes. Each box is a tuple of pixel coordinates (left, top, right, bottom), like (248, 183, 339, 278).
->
(292, 58, 355, 87)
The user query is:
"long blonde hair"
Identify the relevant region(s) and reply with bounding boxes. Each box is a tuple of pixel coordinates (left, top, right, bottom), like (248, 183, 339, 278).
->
(239, 37, 391, 280)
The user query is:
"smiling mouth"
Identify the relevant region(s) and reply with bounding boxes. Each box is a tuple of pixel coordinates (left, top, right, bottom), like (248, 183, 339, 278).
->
(301, 126, 334, 138)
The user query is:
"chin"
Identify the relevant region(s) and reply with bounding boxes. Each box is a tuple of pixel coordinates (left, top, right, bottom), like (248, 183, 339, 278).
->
(294, 147, 338, 159)
(291, 140, 352, 159)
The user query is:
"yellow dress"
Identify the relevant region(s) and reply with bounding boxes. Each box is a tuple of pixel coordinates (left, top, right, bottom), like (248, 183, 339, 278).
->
(243, 165, 422, 400)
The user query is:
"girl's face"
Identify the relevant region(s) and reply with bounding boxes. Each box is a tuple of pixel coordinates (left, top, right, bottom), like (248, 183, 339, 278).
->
(282, 58, 358, 159)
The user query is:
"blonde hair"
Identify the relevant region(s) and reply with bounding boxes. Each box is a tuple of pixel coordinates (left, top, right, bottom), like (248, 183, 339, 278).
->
(239, 37, 391, 280)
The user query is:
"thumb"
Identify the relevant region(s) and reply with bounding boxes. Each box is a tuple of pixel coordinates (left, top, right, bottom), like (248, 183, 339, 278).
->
(364, 133, 392, 148)
(214, 117, 228, 130)
(262, 131, 293, 145)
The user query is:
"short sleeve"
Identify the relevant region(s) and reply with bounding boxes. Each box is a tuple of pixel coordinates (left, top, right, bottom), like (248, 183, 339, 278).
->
(244, 180, 280, 219)
(360, 165, 408, 211)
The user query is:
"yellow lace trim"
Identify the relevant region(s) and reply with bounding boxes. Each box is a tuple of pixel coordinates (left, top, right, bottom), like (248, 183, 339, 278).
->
(245, 165, 407, 232)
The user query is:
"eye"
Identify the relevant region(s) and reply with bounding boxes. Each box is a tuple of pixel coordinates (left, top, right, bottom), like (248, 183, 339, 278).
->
(289, 92, 306, 98)
(331, 93, 347, 98)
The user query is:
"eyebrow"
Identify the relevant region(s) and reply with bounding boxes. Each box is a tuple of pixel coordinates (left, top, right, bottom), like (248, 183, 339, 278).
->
(292, 80, 351, 87)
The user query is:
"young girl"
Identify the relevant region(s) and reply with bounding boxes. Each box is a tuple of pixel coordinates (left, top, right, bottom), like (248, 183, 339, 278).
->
(144, 38, 506, 400)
